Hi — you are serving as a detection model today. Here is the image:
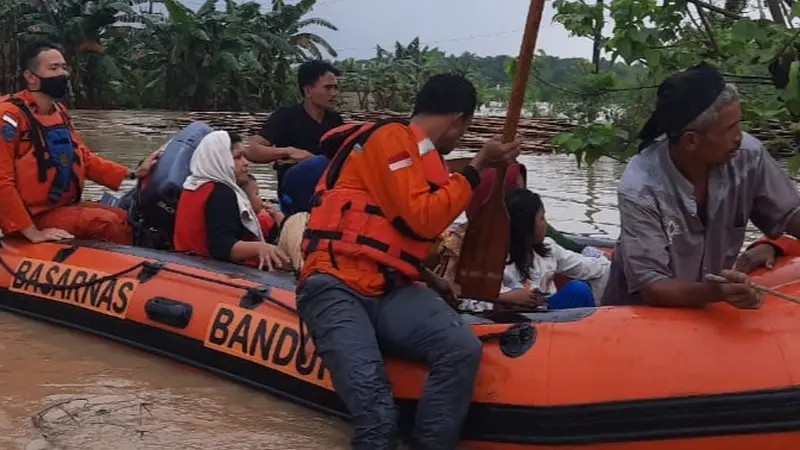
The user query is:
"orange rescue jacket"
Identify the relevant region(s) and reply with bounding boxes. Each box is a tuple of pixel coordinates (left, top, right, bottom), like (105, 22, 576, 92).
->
(0, 90, 129, 233)
(3, 93, 83, 210)
(302, 120, 451, 281)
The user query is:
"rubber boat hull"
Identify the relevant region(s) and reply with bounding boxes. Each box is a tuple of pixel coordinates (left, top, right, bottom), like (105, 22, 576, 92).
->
(2, 238, 800, 449)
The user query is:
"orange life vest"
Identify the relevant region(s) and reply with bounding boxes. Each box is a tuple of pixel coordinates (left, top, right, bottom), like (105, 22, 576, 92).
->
(2, 92, 83, 214)
(302, 120, 450, 279)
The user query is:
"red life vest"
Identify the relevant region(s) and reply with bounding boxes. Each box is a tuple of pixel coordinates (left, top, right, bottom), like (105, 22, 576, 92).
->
(257, 210, 277, 240)
(173, 183, 215, 258)
(173, 183, 259, 266)
(302, 120, 450, 279)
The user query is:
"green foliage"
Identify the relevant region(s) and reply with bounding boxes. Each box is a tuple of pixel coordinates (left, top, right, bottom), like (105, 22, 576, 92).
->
(554, 123, 635, 167)
(550, 0, 800, 171)
(0, 0, 641, 116)
(0, 0, 336, 110)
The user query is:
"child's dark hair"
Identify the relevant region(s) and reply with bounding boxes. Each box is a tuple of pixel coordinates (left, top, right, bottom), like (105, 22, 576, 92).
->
(505, 187, 550, 282)
(228, 132, 242, 145)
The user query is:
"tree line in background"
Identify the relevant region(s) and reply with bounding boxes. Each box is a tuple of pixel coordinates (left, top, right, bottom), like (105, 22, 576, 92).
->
(1, 0, 800, 168)
(335, 38, 640, 113)
(0, 0, 339, 110)
(0, 0, 639, 113)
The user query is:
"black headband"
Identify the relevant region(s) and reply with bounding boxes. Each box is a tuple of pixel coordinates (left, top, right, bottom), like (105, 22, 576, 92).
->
(638, 62, 726, 150)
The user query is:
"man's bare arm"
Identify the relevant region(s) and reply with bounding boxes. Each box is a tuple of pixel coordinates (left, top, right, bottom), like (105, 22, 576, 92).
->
(245, 136, 312, 164)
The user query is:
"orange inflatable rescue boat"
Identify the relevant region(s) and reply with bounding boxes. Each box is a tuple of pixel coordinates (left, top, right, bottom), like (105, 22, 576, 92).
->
(2, 234, 800, 449)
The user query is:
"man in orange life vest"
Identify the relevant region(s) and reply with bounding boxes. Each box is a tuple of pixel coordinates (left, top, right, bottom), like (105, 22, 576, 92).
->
(0, 41, 159, 244)
(297, 74, 521, 449)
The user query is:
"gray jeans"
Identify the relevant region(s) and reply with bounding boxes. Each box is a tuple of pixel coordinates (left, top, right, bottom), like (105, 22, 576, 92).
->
(297, 273, 482, 450)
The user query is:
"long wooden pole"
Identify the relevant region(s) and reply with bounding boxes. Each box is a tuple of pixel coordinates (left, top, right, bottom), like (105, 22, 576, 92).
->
(455, 0, 547, 299)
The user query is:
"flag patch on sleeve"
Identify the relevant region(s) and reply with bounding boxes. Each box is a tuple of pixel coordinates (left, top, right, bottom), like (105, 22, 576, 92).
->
(388, 151, 412, 171)
(2, 114, 17, 142)
(2, 114, 18, 128)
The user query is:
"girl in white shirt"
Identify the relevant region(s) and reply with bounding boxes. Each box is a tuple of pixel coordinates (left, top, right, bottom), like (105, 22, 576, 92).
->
(463, 188, 610, 312)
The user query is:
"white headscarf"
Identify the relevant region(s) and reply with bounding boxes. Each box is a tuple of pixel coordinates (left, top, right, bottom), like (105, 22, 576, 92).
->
(183, 131, 265, 242)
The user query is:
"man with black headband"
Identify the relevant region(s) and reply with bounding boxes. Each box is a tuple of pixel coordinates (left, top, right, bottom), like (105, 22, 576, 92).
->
(602, 62, 800, 308)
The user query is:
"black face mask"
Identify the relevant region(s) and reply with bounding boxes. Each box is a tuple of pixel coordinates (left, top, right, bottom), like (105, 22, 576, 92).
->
(34, 74, 69, 99)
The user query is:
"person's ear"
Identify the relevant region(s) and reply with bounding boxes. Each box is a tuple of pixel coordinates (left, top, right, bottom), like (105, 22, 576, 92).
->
(23, 69, 36, 85)
(681, 131, 702, 152)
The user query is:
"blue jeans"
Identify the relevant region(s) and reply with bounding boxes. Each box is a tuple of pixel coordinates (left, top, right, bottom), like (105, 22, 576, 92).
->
(297, 273, 482, 450)
(547, 280, 595, 309)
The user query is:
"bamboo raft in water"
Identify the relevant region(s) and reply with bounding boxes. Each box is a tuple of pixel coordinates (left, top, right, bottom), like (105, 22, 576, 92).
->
(178, 110, 575, 154)
(70, 109, 799, 156)
(181, 110, 800, 157)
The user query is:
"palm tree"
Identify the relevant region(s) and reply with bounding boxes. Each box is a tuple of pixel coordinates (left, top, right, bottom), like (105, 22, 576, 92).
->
(1, 0, 342, 111)
(10, 0, 137, 107)
(267, 0, 337, 61)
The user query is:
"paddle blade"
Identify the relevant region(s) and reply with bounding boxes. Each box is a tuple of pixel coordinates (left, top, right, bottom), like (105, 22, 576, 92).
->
(455, 188, 510, 299)
(452, 0, 546, 299)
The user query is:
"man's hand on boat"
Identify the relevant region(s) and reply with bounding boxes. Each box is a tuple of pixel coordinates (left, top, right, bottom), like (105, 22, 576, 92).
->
(20, 226, 73, 243)
(734, 244, 777, 274)
(468, 135, 523, 170)
(132, 148, 162, 180)
(256, 242, 291, 272)
(716, 269, 764, 309)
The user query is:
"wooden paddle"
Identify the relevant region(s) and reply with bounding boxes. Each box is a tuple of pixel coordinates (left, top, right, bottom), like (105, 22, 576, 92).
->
(455, 0, 547, 299)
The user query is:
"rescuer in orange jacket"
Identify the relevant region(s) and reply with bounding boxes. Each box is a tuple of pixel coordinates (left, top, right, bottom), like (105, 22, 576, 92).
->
(0, 41, 159, 244)
(296, 74, 522, 450)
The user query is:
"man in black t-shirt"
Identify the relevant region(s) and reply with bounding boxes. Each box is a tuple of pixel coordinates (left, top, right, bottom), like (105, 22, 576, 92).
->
(246, 60, 344, 200)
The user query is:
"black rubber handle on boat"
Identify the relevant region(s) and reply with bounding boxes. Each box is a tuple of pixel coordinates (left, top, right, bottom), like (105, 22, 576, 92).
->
(477, 323, 536, 358)
(145, 297, 193, 329)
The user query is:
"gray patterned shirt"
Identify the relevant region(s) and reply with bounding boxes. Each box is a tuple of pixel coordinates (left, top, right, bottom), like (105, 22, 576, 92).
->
(602, 133, 800, 306)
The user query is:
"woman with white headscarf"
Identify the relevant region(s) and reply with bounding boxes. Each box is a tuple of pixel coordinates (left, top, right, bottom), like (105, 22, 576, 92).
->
(173, 131, 289, 271)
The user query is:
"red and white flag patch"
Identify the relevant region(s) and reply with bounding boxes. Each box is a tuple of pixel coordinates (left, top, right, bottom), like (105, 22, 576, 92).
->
(388, 151, 412, 171)
(2, 114, 18, 128)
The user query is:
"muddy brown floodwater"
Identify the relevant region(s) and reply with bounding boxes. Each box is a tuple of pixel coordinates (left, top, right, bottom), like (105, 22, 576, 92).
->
(0, 109, 788, 449)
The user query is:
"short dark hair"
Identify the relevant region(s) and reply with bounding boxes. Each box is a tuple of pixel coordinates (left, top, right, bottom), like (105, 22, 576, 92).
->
(19, 40, 62, 72)
(228, 132, 242, 145)
(297, 60, 340, 96)
(412, 73, 477, 117)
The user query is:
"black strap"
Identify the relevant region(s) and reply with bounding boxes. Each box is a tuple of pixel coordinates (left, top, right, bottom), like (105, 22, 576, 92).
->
(303, 229, 425, 270)
(323, 119, 410, 190)
(380, 265, 410, 292)
(6, 97, 81, 205)
(7, 98, 48, 182)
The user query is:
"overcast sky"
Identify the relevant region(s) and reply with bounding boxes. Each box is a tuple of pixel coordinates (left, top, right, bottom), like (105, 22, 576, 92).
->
(181, 0, 597, 61)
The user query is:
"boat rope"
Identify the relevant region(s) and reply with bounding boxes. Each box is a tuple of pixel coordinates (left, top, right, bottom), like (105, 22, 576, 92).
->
(0, 249, 297, 315)
(0, 254, 147, 291)
(0, 243, 536, 355)
(155, 265, 297, 314)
